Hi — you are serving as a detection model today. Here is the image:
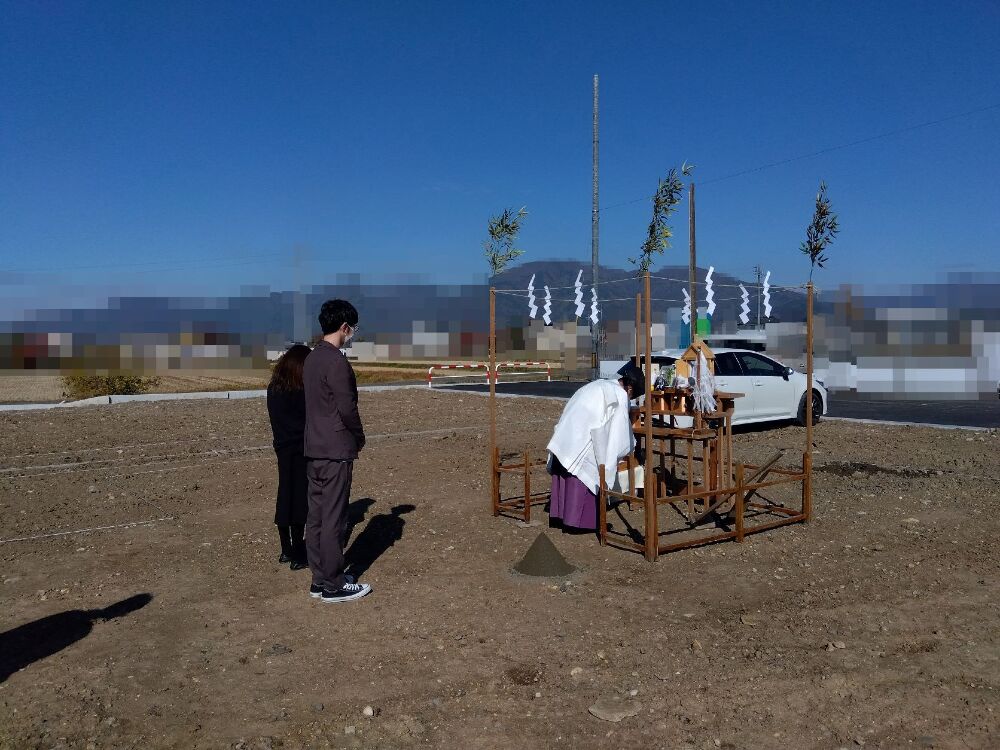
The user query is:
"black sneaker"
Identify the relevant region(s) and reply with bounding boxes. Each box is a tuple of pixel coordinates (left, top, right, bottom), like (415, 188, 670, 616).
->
(309, 575, 357, 598)
(320, 582, 371, 603)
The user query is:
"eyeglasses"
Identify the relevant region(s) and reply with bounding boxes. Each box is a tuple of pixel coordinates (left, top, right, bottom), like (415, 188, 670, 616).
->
(349, 322, 360, 335)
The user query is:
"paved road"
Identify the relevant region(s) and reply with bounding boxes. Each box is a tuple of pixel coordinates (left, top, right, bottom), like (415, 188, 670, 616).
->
(442, 381, 1000, 429)
(825, 398, 1000, 429)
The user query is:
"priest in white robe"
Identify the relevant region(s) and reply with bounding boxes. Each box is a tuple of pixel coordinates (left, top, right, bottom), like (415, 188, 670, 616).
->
(546, 363, 644, 531)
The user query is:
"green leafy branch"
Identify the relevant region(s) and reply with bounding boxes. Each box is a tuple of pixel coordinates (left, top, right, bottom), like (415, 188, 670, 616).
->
(629, 162, 694, 274)
(483, 206, 528, 276)
(800, 181, 839, 281)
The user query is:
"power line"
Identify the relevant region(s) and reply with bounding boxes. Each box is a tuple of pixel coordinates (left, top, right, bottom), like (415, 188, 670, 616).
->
(600, 102, 1000, 211)
(701, 102, 1000, 187)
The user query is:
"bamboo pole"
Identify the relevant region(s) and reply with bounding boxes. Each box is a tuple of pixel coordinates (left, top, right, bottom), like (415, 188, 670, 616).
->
(670, 432, 676, 489)
(803, 450, 812, 521)
(735, 463, 745, 542)
(688, 182, 697, 344)
(710, 436, 717, 494)
(687, 437, 694, 502)
(805, 281, 814, 521)
(591, 74, 600, 379)
(727, 414, 734, 490)
(634, 293, 641, 369)
(598, 464, 607, 545)
(489, 287, 498, 516)
(658, 439, 665, 499)
(643, 271, 657, 561)
(523, 449, 531, 522)
(806, 281, 814, 450)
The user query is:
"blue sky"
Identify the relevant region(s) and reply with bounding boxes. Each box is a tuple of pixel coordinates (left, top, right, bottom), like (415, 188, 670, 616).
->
(1, 1, 998, 314)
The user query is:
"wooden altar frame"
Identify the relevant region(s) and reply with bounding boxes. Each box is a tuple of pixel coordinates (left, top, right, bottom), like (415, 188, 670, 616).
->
(487, 270, 816, 561)
(596, 271, 815, 561)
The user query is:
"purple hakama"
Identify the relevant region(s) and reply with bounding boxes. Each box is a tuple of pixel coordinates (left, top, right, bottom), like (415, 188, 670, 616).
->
(548, 455, 598, 530)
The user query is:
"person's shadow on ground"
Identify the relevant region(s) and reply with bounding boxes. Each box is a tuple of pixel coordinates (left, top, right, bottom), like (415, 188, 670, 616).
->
(0, 593, 152, 683)
(343, 497, 376, 547)
(345, 504, 415, 579)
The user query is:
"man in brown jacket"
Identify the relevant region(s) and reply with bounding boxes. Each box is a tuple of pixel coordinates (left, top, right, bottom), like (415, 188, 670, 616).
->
(302, 299, 371, 603)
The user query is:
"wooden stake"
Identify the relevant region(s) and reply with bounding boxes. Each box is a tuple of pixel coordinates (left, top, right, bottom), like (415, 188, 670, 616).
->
(658, 439, 665, 498)
(735, 463, 745, 542)
(493, 445, 500, 515)
(805, 281, 814, 521)
(634, 293, 641, 369)
(591, 74, 600, 379)
(686, 438, 694, 507)
(598, 464, 607, 546)
(727, 414, 734, 490)
(803, 450, 813, 521)
(643, 271, 657, 561)
(670, 432, 676, 489)
(523, 449, 531, 522)
(806, 281, 814, 452)
(489, 287, 498, 516)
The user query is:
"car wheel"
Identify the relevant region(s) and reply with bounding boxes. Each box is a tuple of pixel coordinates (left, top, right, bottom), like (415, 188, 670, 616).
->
(796, 390, 823, 426)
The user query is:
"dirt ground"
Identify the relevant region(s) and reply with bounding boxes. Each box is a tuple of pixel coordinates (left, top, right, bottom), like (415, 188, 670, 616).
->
(0, 390, 997, 749)
(0, 368, 428, 404)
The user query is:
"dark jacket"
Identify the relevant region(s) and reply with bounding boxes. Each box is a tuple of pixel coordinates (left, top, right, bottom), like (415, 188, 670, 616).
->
(303, 341, 365, 459)
(266, 384, 308, 526)
(266, 384, 306, 452)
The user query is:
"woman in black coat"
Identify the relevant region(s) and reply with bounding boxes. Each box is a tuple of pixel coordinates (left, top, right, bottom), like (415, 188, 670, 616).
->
(266, 345, 312, 570)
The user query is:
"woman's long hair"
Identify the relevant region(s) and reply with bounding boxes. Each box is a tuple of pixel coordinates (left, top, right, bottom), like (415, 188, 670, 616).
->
(269, 344, 311, 392)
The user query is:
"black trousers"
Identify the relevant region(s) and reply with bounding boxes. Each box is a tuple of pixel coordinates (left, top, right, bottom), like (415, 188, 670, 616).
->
(274, 447, 308, 526)
(305, 458, 353, 591)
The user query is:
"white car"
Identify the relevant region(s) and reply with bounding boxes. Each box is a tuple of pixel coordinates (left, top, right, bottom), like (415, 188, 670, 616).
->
(601, 348, 827, 427)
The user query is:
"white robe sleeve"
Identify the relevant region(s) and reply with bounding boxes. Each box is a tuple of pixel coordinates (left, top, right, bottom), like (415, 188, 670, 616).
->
(590, 385, 634, 488)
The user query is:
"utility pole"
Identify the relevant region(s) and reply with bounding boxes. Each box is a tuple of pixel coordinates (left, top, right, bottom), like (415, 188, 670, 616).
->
(293, 245, 308, 344)
(753, 264, 762, 329)
(591, 74, 600, 379)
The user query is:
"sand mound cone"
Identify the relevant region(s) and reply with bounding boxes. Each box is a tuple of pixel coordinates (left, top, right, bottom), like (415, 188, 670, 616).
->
(513, 532, 576, 577)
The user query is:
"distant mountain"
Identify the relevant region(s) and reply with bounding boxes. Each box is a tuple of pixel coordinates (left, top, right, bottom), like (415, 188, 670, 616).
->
(2, 260, 817, 341)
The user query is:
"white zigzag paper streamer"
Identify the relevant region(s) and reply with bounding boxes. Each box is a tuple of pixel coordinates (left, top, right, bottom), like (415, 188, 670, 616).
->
(763, 271, 772, 319)
(573, 270, 585, 318)
(527, 274, 537, 319)
(692, 351, 717, 413)
(739, 284, 750, 325)
(704, 266, 716, 317)
(589, 286, 599, 326)
(681, 288, 691, 325)
(542, 285, 552, 325)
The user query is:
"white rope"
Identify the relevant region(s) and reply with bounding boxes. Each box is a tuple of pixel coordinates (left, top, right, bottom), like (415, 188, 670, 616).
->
(498, 275, 639, 292)
(499, 277, 814, 292)
(648, 274, 813, 291)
